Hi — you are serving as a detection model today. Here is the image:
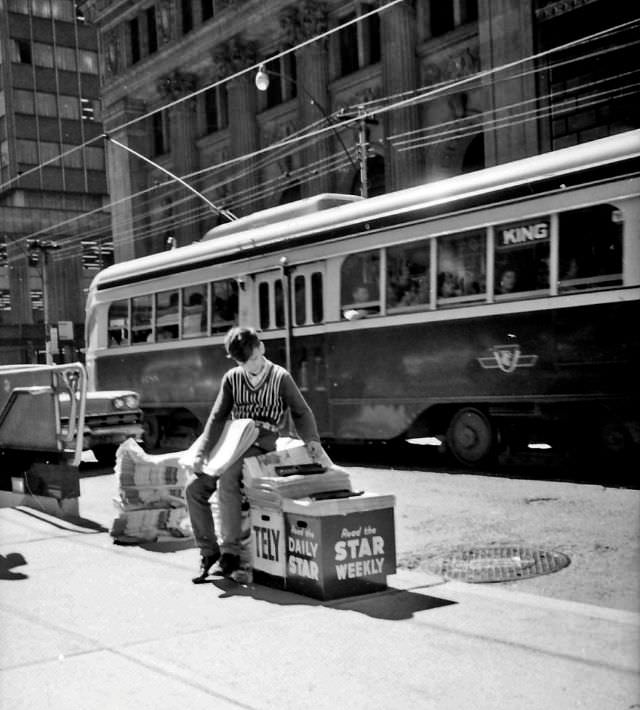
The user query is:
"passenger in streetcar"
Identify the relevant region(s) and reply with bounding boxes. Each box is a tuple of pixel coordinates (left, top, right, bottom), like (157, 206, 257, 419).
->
(186, 326, 324, 582)
(498, 268, 517, 294)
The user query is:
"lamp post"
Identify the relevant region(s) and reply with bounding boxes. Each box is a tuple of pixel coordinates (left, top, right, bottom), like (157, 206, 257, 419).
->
(254, 65, 360, 185)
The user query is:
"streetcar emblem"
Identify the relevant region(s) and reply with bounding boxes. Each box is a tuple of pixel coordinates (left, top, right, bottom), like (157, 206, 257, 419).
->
(477, 344, 538, 373)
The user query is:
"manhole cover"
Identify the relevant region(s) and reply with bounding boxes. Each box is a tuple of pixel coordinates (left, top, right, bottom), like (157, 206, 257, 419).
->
(427, 545, 570, 583)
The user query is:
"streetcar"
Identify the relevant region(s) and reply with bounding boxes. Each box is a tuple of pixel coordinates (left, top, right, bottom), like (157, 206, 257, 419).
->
(85, 129, 640, 467)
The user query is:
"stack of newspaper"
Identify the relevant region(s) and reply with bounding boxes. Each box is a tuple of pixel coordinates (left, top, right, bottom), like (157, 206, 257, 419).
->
(110, 438, 192, 543)
(243, 444, 352, 508)
(110, 419, 259, 545)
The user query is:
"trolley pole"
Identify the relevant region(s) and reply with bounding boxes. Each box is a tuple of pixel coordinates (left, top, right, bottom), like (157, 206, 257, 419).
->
(28, 239, 60, 365)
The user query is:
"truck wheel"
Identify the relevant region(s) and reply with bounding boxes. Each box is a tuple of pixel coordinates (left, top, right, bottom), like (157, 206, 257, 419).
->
(91, 444, 118, 467)
(143, 413, 160, 450)
(446, 408, 495, 466)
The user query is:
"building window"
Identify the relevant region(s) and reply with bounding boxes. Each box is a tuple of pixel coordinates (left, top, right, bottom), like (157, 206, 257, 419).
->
(259, 53, 297, 110)
(85, 146, 105, 170)
(12, 39, 32, 64)
(36, 92, 57, 116)
(7, 0, 29, 13)
(51, 1, 75, 20)
(130, 16, 141, 64)
(339, 13, 359, 76)
(429, 0, 478, 37)
(78, 50, 99, 74)
(147, 7, 158, 54)
(13, 89, 35, 114)
(33, 42, 55, 68)
(152, 112, 169, 155)
(55, 46, 77, 71)
(336, 4, 381, 78)
(58, 95, 81, 119)
(181, 0, 193, 34)
(203, 85, 228, 133)
(201, 0, 214, 21)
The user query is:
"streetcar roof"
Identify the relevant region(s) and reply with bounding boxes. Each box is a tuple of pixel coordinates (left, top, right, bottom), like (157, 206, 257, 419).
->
(91, 129, 640, 291)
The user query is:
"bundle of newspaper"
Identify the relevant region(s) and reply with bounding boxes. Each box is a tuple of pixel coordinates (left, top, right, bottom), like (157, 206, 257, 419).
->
(243, 443, 352, 508)
(110, 438, 192, 543)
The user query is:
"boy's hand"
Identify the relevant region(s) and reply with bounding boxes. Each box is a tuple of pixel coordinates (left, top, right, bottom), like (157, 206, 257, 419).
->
(192, 453, 205, 475)
(306, 440, 325, 462)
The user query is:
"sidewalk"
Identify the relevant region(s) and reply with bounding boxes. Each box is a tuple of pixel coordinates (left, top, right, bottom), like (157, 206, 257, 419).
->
(1, 475, 638, 710)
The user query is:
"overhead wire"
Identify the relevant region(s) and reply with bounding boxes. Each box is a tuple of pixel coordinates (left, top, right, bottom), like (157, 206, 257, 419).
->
(5, 15, 638, 266)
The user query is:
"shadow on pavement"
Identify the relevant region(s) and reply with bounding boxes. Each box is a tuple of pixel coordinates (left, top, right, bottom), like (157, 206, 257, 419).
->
(0, 552, 28, 580)
(210, 578, 456, 620)
(15, 505, 108, 533)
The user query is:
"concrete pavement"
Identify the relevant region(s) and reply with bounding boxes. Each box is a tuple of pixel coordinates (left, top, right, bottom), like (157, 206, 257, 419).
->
(0, 475, 638, 710)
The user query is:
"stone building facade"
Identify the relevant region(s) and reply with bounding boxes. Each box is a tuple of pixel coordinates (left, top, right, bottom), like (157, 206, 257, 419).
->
(77, 0, 639, 265)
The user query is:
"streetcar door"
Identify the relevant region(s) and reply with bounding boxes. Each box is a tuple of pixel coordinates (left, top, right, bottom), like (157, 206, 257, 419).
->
(289, 263, 330, 435)
(254, 263, 330, 436)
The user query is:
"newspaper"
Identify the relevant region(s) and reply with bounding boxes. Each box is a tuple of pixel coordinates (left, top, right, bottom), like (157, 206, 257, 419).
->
(178, 418, 258, 476)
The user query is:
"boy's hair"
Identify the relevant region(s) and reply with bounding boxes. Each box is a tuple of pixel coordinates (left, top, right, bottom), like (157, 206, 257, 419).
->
(224, 326, 261, 363)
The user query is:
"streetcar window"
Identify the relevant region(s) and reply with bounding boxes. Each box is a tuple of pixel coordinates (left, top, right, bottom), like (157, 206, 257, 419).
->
(311, 272, 323, 323)
(108, 299, 129, 347)
(211, 278, 238, 334)
(274, 279, 285, 328)
(156, 290, 179, 340)
(558, 204, 623, 292)
(258, 282, 269, 330)
(387, 241, 430, 310)
(341, 251, 380, 319)
(294, 275, 306, 326)
(182, 285, 206, 338)
(437, 230, 485, 302)
(131, 294, 153, 343)
(494, 217, 550, 297)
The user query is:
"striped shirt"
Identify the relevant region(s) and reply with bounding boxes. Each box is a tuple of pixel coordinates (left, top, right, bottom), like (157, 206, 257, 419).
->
(196, 359, 320, 458)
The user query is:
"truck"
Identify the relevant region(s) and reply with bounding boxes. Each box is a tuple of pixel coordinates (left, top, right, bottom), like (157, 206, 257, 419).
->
(0, 362, 143, 516)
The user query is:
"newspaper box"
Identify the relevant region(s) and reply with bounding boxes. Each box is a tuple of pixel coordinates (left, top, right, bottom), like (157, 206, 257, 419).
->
(250, 504, 286, 589)
(282, 493, 396, 600)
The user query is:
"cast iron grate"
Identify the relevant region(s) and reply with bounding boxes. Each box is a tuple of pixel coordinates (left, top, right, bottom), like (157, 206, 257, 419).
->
(428, 545, 570, 583)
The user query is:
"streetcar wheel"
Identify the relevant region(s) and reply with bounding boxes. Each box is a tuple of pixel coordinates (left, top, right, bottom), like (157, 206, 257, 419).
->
(446, 408, 495, 466)
(143, 413, 160, 450)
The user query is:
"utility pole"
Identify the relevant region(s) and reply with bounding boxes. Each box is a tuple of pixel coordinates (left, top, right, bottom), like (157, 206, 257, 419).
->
(340, 107, 378, 199)
(28, 239, 60, 365)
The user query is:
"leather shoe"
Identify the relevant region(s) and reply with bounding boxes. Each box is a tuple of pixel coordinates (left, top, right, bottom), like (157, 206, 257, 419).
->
(211, 553, 241, 577)
(192, 551, 220, 584)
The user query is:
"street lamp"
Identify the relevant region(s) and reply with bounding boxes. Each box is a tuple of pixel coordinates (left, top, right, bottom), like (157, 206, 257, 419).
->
(254, 64, 359, 177)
